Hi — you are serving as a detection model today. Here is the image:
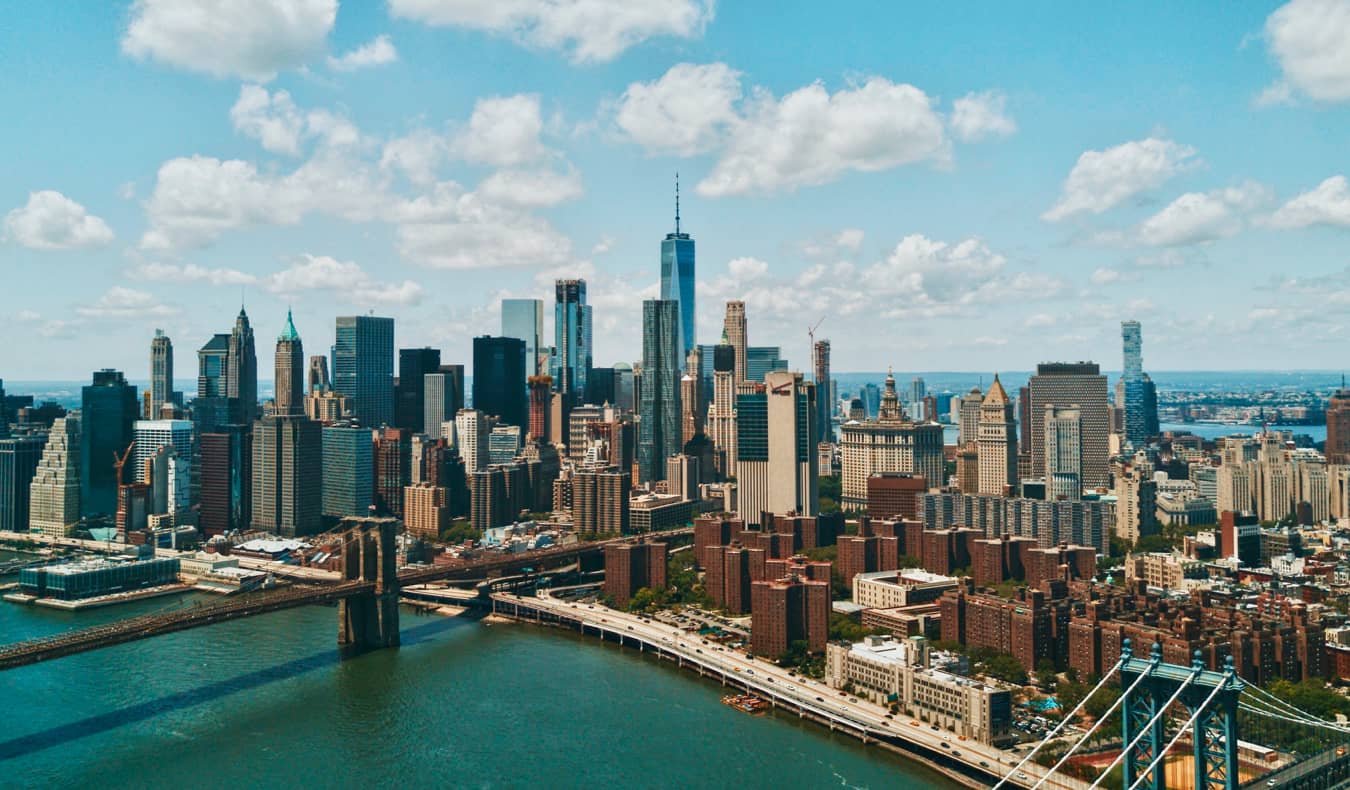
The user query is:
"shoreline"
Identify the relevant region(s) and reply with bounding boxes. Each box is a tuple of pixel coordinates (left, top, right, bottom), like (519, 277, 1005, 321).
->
(496, 611, 987, 790)
(3, 583, 191, 610)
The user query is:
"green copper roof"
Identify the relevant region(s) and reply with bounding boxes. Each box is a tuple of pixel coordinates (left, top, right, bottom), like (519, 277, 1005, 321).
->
(278, 308, 300, 342)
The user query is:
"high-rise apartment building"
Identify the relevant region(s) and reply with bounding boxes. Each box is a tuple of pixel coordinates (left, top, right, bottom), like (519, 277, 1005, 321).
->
(374, 427, 411, 518)
(706, 335, 738, 479)
(1119, 321, 1158, 447)
(227, 307, 258, 424)
(150, 329, 174, 418)
(1327, 383, 1350, 464)
(470, 465, 510, 531)
(552, 279, 592, 406)
(958, 387, 983, 446)
(1044, 405, 1083, 501)
(29, 416, 80, 536)
(395, 347, 440, 433)
(321, 424, 373, 520)
(751, 573, 830, 657)
(0, 435, 46, 532)
(660, 179, 696, 362)
(528, 375, 553, 441)
(253, 312, 322, 537)
(334, 315, 395, 429)
(502, 298, 544, 376)
(472, 335, 526, 429)
(724, 301, 747, 386)
(1027, 363, 1109, 488)
(839, 372, 943, 510)
(423, 366, 464, 439)
(737, 371, 818, 525)
(199, 425, 251, 537)
(573, 465, 631, 537)
(404, 482, 449, 540)
(639, 299, 682, 483)
(603, 540, 668, 607)
(455, 409, 489, 474)
(80, 369, 138, 516)
(976, 375, 1018, 496)
(813, 339, 831, 443)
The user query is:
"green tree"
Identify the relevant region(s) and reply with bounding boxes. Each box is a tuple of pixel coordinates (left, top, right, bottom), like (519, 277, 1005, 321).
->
(1036, 658, 1059, 686)
(979, 652, 1028, 686)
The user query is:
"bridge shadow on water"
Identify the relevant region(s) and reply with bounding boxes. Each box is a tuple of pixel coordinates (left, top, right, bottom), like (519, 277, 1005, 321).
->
(0, 615, 466, 762)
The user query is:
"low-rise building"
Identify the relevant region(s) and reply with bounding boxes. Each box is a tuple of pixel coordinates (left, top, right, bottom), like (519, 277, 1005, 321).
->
(852, 568, 957, 609)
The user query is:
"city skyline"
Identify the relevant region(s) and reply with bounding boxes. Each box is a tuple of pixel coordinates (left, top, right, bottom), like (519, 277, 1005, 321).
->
(5, 3, 1350, 378)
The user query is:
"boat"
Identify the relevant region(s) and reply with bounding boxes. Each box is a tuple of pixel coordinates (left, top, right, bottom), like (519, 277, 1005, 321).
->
(721, 694, 769, 715)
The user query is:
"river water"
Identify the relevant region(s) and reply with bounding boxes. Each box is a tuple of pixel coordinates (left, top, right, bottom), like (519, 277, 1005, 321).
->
(0, 593, 956, 789)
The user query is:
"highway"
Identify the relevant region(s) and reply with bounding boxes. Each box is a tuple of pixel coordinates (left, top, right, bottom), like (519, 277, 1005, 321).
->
(494, 590, 1093, 790)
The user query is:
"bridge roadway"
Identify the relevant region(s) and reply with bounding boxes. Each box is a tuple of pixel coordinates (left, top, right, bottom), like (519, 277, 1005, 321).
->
(0, 529, 694, 670)
(491, 590, 1094, 790)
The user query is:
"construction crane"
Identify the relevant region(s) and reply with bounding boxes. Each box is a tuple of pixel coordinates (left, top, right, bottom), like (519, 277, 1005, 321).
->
(807, 316, 826, 359)
(113, 442, 134, 487)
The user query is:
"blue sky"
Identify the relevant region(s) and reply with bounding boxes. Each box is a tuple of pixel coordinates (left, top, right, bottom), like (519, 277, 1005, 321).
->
(3, 0, 1350, 380)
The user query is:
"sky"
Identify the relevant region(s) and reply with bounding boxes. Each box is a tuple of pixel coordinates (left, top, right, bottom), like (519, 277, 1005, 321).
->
(3, 1, 1350, 380)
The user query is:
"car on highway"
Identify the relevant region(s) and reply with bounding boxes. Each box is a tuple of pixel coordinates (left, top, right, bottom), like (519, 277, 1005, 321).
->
(816, 697, 824, 702)
(941, 742, 950, 749)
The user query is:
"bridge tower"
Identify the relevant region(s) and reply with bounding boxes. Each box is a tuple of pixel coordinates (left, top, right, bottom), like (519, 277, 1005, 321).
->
(338, 517, 401, 651)
(1119, 639, 1242, 790)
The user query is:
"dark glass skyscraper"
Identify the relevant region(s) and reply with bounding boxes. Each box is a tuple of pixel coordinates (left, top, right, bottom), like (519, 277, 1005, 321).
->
(638, 299, 682, 483)
(1119, 320, 1157, 447)
(472, 336, 527, 429)
(502, 298, 544, 376)
(661, 178, 696, 363)
(79, 369, 138, 516)
(195, 334, 231, 434)
(0, 434, 46, 531)
(200, 425, 251, 537)
(335, 315, 395, 428)
(552, 279, 591, 406)
(395, 347, 441, 433)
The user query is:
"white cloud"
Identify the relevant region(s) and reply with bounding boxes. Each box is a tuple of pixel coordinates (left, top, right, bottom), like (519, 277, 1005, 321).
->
(1024, 313, 1057, 328)
(328, 35, 397, 71)
(1270, 175, 1350, 229)
(388, 0, 714, 64)
(76, 286, 178, 319)
(950, 90, 1017, 142)
(1090, 267, 1124, 285)
(1042, 137, 1198, 221)
(727, 256, 769, 281)
(1263, 0, 1350, 102)
(230, 85, 363, 156)
(835, 228, 864, 251)
(128, 261, 257, 286)
(452, 94, 548, 167)
(615, 62, 742, 155)
(393, 181, 575, 269)
(1253, 81, 1296, 108)
(3, 191, 114, 250)
(698, 77, 949, 197)
(380, 130, 449, 186)
(860, 235, 1063, 317)
(266, 253, 424, 305)
(592, 235, 615, 255)
(477, 168, 583, 207)
(1137, 182, 1271, 246)
(121, 0, 337, 81)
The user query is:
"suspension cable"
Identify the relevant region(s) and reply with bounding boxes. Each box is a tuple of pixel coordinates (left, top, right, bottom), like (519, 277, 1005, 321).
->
(992, 657, 1126, 790)
(1086, 666, 1203, 790)
(1127, 674, 1231, 790)
(1026, 657, 1157, 790)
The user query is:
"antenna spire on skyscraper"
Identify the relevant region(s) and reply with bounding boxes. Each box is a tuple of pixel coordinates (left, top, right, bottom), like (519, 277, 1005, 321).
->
(675, 172, 681, 234)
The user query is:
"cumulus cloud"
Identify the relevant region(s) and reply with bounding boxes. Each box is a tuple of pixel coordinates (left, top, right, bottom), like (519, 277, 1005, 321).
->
(3, 191, 114, 250)
(76, 286, 179, 319)
(388, 0, 714, 63)
(1263, 0, 1350, 102)
(265, 253, 424, 305)
(615, 62, 742, 155)
(328, 34, 397, 71)
(1042, 137, 1198, 221)
(727, 256, 769, 281)
(121, 0, 337, 81)
(477, 168, 583, 207)
(452, 94, 549, 167)
(230, 85, 362, 156)
(1270, 175, 1350, 229)
(129, 261, 258, 286)
(392, 181, 575, 269)
(950, 91, 1017, 142)
(380, 130, 450, 186)
(1137, 182, 1272, 246)
(698, 77, 949, 197)
(835, 228, 864, 251)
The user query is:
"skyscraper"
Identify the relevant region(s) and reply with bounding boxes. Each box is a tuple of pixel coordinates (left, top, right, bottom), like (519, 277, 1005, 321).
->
(813, 339, 831, 442)
(307, 355, 330, 394)
(423, 365, 465, 439)
(132, 419, 194, 485)
(661, 177, 696, 362)
(0, 435, 45, 532)
(502, 298, 544, 376)
(838, 371, 944, 509)
(1119, 320, 1157, 447)
(724, 301, 747, 386)
(374, 427, 411, 517)
(195, 334, 231, 433)
(976, 375, 1018, 496)
(80, 369, 138, 516)
(1027, 363, 1110, 488)
(395, 347, 440, 433)
(528, 375, 553, 441)
(455, 409, 489, 474)
(253, 312, 322, 537)
(29, 416, 80, 536)
(736, 371, 818, 525)
(321, 424, 373, 521)
(639, 299, 682, 483)
(552, 279, 592, 407)
(150, 329, 174, 418)
(227, 306, 258, 424)
(200, 425, 251, 537)
(335, 315, 395, 428)
(472, 336, 527, 429)
(706, 333, 738, 478)
(1045, 405, 1083, 501)
(746, 346, 789, 383)
(1327, 381, 1350, 465)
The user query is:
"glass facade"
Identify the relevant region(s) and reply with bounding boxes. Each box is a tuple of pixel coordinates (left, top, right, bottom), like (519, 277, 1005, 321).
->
(334, 315, 395, 429)
(80, 369, 138, 516)
(472, 336, 527, 428)
(501, 299, 544, 376)
(638, 300, 682, 483)
(660, 232, 696, 363)
(322, 425, 373, 518)
(20, 557, 180, 601)
(551, 280, 591, 402)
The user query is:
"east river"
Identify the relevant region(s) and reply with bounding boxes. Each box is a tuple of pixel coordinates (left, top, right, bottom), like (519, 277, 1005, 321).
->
(0, 587, 957, 790)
